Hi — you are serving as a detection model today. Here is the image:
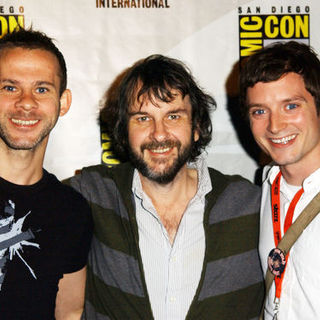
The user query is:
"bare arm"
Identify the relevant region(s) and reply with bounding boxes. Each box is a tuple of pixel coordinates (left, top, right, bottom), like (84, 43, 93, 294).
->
(55, 266, 87, 320)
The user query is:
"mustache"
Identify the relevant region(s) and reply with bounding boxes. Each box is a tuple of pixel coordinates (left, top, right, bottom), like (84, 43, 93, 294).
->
(140, 140, 181, 151)
(9, 111, 41, 119)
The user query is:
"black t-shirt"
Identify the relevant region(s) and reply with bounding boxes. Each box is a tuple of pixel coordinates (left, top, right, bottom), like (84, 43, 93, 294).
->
(0, 170, 92, 319)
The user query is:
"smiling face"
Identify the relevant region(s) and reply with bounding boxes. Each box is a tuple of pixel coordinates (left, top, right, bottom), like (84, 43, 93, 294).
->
(128, 91, 199, 184)
(0, 47, 70, 151)
(247, 72, 320, 176)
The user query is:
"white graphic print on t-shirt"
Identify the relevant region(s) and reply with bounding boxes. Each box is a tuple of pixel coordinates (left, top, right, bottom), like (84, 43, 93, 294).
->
(0, 200, 40, 289)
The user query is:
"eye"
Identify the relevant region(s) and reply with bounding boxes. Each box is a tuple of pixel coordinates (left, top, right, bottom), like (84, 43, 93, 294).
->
(3, 85, 16, 92)
(168, 114, 180, 120)
(137, 116, 150, 122)
(36, 87, 48, 94)
(250, 108, 266, 116)
(286, 103, 298, 110)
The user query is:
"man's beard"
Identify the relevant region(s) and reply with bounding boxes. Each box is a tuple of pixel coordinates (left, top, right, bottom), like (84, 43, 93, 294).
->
(0, 126, 51, 150)
(128, 138, 193, 184)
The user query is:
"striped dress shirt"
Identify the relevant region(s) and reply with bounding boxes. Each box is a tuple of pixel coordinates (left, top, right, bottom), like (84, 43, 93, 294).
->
(133, 157, 212, 320)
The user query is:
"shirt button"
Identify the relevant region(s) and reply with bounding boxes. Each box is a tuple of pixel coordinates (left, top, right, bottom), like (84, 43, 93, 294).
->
(171, 256, 176, 262)
(170, 296, 176, 302)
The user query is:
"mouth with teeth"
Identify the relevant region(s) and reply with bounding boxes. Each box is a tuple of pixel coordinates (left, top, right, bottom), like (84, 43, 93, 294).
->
(141, 141, 180, 155)
(11, 118, 40, 127)
(270, 134, 297, 145)
(149, 147, 171, 154)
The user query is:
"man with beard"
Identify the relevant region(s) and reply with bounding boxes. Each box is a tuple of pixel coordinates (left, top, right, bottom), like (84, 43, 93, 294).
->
(68, 55, 264, 319)
(0, 29, 92, 319)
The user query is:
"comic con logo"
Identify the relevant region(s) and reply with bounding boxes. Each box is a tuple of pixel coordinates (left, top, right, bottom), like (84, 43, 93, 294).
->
(101, 131, 120, 166)
(0, 6, 24, 38)
(238, 5, 310, 60)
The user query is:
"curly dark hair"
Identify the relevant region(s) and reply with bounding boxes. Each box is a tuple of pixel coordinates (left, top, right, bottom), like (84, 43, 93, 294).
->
(0, 28, 67, 96)
(240, 41, 320, 118)
(101, 54, 216, 162)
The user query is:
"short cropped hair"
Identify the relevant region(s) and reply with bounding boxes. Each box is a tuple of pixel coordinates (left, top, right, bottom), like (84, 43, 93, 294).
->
(240, 41, 320, 116)
(101, 54, 216, 162)
(0, 28, 67, 95)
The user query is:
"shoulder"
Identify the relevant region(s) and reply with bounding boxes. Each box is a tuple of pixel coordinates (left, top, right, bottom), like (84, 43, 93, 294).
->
(206, 167, 261, 212)
(208, 167, 260, 192)
(44, 172, 92, 221)
(63, 163, 134, 202)
(70, 162, 134, 183)
(203, 168, 261, 232)
(45, 171, 88, 204)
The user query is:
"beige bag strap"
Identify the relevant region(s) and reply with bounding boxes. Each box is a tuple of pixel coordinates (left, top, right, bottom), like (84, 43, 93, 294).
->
(259, 191, 320, 320)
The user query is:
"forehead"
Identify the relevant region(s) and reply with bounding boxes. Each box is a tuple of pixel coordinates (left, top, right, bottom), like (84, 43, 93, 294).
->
(0, 47, 60, 76)
(129, 89, 192, 112)
(247, 72, 312, 104)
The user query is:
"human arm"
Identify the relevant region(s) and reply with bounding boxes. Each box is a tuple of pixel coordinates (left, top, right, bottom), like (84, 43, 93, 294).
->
(55, 266, 87, 320)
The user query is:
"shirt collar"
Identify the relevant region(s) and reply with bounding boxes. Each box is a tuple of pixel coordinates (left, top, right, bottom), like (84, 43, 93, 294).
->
(302, 168, 320, 193)
(266, 165, 320, 194)
(266, 165, 280, 186)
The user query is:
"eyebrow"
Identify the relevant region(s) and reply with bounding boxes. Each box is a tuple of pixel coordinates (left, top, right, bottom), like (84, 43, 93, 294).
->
(167, 108, 188, 114)
(248, 96, 308, 108)
(128, 108, 188, 116)
(247, 103, 263, 109)
(282, 96, 307, 103)
(0, 79, 18, 85)
(128, 110, 148, 116)
(35, 81, 56, 88)
(0, 79, 56, 88)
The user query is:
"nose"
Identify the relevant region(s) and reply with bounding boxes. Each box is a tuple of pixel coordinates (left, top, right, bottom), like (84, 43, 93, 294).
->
(151, 119, 168, 141)
(268, 111, 286, 134)
(15, 90, 37, 111)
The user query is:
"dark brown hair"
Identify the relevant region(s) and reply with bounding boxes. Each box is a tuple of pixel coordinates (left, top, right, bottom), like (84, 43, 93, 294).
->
(101, 54, 216, 161)
(240, 41, 320, 117)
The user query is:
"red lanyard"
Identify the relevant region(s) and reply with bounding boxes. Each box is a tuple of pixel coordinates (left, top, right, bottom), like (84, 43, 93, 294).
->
(271, 171, 304, 299)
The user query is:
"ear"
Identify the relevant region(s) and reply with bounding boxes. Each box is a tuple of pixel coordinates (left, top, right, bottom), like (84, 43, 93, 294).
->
(194, 127, 200, 142)
(59, 89, 72, 117)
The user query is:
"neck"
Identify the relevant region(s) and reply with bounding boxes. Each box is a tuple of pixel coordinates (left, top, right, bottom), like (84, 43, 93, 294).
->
(139, 164, 198, 244)
(280, 163, 319, 187)
(279, 140, 320, 186)
(0, 140, 47, 185)
(139, 164, 198, 204)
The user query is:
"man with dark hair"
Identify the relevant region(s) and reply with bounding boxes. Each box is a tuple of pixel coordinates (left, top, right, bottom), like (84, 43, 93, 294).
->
(240, 41, 320, 319)
(69, 54, 264, 319)
(0, 29, 92, 319)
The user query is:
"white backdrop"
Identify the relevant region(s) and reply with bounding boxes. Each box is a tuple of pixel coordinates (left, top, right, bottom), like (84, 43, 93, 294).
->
(1, 0, 317, 182)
